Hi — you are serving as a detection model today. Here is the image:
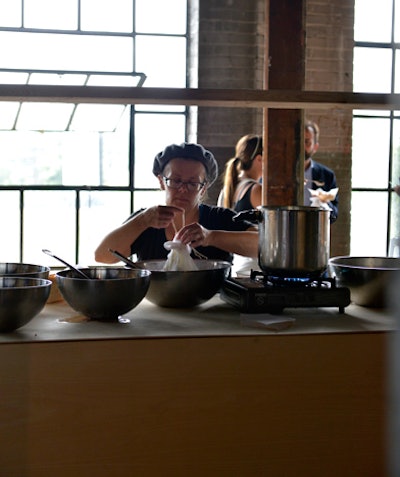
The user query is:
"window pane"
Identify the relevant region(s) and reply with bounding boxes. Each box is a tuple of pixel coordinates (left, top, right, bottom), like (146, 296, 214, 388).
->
(395, 0, 400, 42)
(11, 72, 142, 87)
(98, 121, 131, 187)
(390, 145, 400, 255)
(24, 191, 76, 265)
(134, 113, 186, 188)
(16, 103, 75, 131)
(0, 1, 21, 27)
(69, 104, 127, 132)
(395, 50, 400, 93)
(0, 128, 130, 187)
(353, 47, 392, 93)
(136, 36, 186, 87)
(391, 119, 400, 242)
(59, 132, 128, 187)
(29, 72, 87, 86)
(0, 131, 63, 185)
(0, 102, 20, 129)
(352, 117, 390, 188)
(81, 0, 133, 32)
(135, 0, 187, 34)
(0, 32, 133, 72)
(0, 72, 28, 84)
(86, 74, 143, 87)
(392, 119, 400, 187)
(390, 193, 400, 248)
(24, 0, 78, 30)
(354, 0, 393, 42)
(350, 192, 388, 256)
(79, 191, 132, 265)
(11, 102, 126, 132)
(0, 192, 20, 262)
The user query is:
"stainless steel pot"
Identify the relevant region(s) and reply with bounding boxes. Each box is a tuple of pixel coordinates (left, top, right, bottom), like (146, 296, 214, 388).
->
(234, 205, 330, 277)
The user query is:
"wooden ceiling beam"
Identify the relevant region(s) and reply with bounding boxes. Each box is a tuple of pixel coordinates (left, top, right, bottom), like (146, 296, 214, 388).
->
(0, 85, 398, 110)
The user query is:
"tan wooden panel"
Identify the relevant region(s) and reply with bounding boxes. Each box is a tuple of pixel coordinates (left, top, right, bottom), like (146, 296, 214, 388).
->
(0, 333, 387, 477)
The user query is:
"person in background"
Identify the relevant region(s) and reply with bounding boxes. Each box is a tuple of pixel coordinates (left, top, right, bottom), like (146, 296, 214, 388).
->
(304, 119, 339, 223)
(94, 142, 258, 264)
(217, 134, 263, 275)
(217, 134, 263, 211)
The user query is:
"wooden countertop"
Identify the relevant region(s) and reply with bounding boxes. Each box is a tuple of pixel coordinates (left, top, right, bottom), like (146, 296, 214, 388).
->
(0, 293, 393, 477)
(0, 294, 395, 344)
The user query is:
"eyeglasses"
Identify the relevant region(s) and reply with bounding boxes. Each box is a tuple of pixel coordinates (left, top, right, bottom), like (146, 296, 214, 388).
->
(163, 177, 206, 192)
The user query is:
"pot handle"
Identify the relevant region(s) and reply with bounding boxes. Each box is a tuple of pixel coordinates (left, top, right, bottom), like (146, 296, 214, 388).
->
(232, 209, 262, 223)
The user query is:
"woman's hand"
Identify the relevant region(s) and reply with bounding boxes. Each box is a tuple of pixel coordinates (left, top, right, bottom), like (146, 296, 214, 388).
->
(175, 222, 210, 248)
(143, 205, 184, 229)
(176, 224, 258, 258)
(94, 204, 183, 263)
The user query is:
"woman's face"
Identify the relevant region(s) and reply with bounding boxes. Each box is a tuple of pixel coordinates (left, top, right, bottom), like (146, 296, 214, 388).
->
(158, 158, 207, 210)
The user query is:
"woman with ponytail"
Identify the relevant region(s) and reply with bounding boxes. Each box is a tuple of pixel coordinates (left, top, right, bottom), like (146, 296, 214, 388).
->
(217, 134, 263, 275)
(217, 134, 263, 211)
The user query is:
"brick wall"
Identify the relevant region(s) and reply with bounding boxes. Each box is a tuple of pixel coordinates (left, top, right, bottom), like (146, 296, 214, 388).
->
(197, 0, 354, 256)
(304, 0, 354, 256)
(197, 0, 265, 203)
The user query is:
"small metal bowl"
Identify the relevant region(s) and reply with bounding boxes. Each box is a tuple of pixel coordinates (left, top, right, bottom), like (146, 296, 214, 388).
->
(0, 262, 50, 279)
(0, 277, 52, 332)
(328, 256, 400, 307)
(56, 267, 151, 321)
(135, 260, 231, 308)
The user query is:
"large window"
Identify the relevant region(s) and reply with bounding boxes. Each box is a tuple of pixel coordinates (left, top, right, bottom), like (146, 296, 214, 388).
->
(0, 0, 190, 266)
(352, 0, 400, 255)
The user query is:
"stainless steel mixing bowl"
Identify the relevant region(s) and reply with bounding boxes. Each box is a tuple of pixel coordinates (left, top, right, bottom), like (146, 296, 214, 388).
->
(0, 262, 50, 279)
(0, 277, 52, 332)
(56, 267, 151, 321)
(135, 260, 231, 308)
(328, 256, 400, 307)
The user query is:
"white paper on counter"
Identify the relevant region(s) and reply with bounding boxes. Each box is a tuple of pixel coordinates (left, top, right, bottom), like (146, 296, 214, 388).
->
(241, 313, 296, 331)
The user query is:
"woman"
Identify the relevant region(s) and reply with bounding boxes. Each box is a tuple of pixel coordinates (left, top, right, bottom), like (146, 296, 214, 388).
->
(218, 134, 263, 211)
(217, 134, 263, 275)
(95, 142, 258, 264)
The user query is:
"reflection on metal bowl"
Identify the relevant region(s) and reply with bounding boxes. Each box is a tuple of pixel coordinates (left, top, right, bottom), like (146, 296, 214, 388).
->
(0, 262, 50, 279)
(0, 277, 52, 332)
(56, 267, 151, 321)
(135, 260, 231, 308)
(328, 256, 400, 308)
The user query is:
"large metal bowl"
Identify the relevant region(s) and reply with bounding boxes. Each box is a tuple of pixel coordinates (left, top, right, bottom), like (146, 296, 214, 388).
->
(0, 262, 50, 279)
(56, 267, 151, 321)
(0, 277, 52, 332)
(328, 256, 400, 307)
(136, 260, 231, 308)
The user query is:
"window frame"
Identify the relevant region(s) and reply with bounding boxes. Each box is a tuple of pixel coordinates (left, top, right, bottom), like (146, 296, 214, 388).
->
(352, 0, 400, 255)
(0, 1, 191, 264)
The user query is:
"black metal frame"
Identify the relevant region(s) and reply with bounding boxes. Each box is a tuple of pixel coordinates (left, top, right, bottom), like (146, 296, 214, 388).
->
(353, 0, 400, 253)
(0, 1, 190, 264)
